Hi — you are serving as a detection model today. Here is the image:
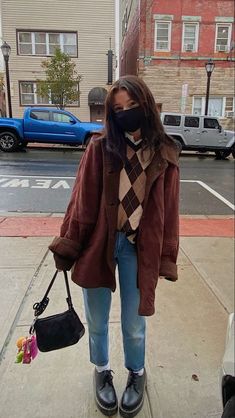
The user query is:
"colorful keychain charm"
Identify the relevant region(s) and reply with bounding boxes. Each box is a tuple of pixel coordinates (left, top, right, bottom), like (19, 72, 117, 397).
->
(15, 335, 38, 364)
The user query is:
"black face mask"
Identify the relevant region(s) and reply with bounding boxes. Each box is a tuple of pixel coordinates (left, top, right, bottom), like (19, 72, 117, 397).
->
(115, 106, 145, 132)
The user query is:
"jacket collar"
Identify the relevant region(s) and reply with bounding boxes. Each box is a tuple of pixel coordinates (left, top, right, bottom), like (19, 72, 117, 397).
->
(159, 141, 179, 167)
(102, 137, 179, 174)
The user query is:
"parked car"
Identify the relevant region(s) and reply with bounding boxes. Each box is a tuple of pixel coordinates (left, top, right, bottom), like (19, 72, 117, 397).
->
(161, 113, 235, 159)
(220, 313, 235, 418)
(0, 107, 103, 152)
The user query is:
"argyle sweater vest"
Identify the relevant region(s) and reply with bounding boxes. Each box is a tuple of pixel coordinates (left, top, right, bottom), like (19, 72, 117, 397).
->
(117, 137, 154, 243)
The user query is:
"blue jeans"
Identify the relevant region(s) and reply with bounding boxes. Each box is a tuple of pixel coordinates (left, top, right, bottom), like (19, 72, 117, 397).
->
(82, 232, 146, 372)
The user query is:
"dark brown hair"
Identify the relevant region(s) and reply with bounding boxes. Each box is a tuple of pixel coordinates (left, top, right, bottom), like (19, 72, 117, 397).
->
(103, 75, 175, 162)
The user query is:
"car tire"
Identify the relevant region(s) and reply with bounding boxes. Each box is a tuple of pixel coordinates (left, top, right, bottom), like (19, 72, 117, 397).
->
(222, 395, 235, 418)
(171, 137, 184, 153)
(18, 141, 28, 150)
(0, 131, 20, 152)
(231, 145, 235, 159)
(215, 150, 231, 160)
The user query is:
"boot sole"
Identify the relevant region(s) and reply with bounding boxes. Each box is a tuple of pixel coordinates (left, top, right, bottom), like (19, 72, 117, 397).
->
(119, 372, 147, 418)
(93, 375, 118, 417)
(119, 395, 144, 418)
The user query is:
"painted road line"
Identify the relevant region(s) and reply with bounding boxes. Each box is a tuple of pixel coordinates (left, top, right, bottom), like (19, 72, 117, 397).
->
(197, 181, 235, 211)
(0, 174, 76, 180)
(181, 180, 235, 212)
(0, 174, 76, 179)
(0, 178, 71, 189)
(0, 175, 234, 211)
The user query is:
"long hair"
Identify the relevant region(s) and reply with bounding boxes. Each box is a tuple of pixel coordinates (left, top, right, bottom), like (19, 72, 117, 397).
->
(103, 75, 176, 162)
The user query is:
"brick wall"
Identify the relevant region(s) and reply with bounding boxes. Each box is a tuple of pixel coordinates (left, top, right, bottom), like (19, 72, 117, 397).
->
(139, 64, 234, 129)
(120, 0, 139, 75)
(120, 0, 235, 129)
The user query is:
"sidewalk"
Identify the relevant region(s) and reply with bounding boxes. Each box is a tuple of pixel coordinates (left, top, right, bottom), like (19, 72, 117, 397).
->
(0, 215, 234, 418)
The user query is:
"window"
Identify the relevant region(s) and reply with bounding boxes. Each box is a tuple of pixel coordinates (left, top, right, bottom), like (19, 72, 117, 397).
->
(35, 33, 47, 55)
(53, 112, 72, 123)
(30, 110, 50, 121)
(18, 32, 33, 55)
(63, 33, 77, 55)
(208, 98, 224, 117)
(19, 81, 79, 106)
(17, 31, 77, 56)
(204, 118, 220, 129)
(182, 23, 199, 52)
(184, 116, 199, 128)
(20, 82, 35, 104)
(20, 82, 50, 105)
(193, 97, 203, 115)
(215, 24, 232, 52)
(48, 33, 60, 55)
(155, 22, 171, 51)
(193, 97, 225, 117)
(225, 97, 235, 113)
(163, 115, 181, 126)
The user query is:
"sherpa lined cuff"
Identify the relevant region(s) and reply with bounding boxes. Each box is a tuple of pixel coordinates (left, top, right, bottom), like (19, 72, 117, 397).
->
(49, 236, 81, 260)
(53, 253, 75, 271)
(159, 256, 178, 281)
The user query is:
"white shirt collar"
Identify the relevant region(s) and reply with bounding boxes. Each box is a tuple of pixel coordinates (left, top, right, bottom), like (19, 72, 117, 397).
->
(125, 132, 143, 146)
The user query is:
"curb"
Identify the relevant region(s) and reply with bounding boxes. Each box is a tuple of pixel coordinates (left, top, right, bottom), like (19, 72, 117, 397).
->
(0, 216, 233, 237)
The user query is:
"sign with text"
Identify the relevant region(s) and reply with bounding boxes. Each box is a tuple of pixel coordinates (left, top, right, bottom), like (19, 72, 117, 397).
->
(181, 83, 188, 113)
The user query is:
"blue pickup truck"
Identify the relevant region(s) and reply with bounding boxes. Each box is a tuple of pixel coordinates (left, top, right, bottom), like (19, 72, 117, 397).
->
(0, 107, 103, 152)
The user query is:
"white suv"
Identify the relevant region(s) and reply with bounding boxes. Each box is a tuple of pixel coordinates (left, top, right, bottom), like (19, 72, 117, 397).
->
(161, 113, 235, 159)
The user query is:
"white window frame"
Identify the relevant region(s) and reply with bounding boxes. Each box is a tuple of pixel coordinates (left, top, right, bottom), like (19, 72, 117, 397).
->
(19, 81, 80, 107)
(17, 31, 77, 57)
(20, 82, 51, 105)
(154, 21, 172, 52)
(17, 32, 33, 55)
(214, 23, 232, 52)
(182, 22, 199, 52)
(192, 96, 226, 118)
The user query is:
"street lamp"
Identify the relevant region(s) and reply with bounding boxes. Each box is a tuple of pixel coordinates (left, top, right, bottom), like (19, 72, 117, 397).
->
(1, 41, 12, 118)
(204, 59, 215, 116)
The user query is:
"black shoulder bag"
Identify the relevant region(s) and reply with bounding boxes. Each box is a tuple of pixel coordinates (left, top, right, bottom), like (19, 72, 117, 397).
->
(30, 270, 85, 352)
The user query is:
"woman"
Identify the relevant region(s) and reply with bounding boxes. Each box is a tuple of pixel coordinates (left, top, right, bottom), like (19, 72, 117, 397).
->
(49, 75, 180, 418)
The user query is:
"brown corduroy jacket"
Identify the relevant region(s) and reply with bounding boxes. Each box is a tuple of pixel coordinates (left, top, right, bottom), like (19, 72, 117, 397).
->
(49, 136, 180, 316)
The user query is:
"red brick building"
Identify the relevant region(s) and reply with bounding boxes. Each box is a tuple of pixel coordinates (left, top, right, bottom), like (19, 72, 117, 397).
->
(120, 0, 235, 128)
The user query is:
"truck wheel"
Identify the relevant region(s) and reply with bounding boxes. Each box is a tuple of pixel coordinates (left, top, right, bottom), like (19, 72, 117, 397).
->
(215, 150, 231, 160)
(0, 131, 19, 152)
(18, 141, 28, 150)
(231, 145, 235, 159)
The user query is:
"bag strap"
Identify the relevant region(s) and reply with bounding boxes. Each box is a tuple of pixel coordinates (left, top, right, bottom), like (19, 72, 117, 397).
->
(64, 270, 73, 310)
(33, 270, 73, 317)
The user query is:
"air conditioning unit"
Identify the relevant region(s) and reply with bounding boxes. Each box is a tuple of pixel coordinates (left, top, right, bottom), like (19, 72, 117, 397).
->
(156, 41, 168, 50)
(185, 43, 194, 51)
(217, 45, 227, 52)
(225, 111, 235, 118)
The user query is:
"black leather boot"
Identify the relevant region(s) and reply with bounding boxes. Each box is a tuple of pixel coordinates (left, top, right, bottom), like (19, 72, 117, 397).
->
(93, 369, 118, 416)
(119, 369, 147, 418)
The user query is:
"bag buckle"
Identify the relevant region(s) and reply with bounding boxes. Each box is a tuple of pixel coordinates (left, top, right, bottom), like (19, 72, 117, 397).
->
(33, 297, 49, 317)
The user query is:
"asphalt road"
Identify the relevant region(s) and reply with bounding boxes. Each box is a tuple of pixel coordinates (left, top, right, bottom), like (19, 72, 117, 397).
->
(0, 147, 234, 215)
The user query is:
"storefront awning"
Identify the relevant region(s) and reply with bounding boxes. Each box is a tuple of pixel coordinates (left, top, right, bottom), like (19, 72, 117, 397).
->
(88, 87, 107, 106)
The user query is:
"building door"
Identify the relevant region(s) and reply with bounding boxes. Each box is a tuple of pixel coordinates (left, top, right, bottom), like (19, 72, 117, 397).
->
(88, 87, 107, 123)
(90, 105, 105, 123)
